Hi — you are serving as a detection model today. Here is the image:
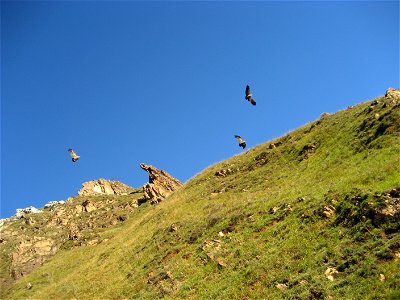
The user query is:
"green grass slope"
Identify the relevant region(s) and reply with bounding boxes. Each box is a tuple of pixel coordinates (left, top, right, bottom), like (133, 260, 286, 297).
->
(4, 95, 400, 300)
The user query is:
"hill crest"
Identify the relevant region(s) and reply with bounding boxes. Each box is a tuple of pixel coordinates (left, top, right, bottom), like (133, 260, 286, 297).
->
(1, 90, 400, 299)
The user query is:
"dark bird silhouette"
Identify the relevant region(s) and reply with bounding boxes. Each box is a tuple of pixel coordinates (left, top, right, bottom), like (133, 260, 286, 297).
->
(245, 85, 256, 106)
(68, 148, 80, 162)
(234, 135, 246, 149)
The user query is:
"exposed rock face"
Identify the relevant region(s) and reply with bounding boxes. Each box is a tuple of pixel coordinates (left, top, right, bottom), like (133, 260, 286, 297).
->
(215, 168, 234, 177)
(78, 179, 135, 196)
(0, 177, 147, 295)
(1, 187, 143, 289)
(268, 141, 282, 149)
(11, 237, 58, 279)
(385, 87, 400, 99)
(202, 239, 227, 267)
(82, 199, 97, 212)
(140, 163, 183, 204)
(376, 188, 400, 219)
(300, 143, 317, 160)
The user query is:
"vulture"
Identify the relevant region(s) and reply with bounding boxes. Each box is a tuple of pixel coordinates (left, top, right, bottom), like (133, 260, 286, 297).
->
(68, 148, 80, 162)
(234, 135, 246, 149)
(245, 85, 256, 106)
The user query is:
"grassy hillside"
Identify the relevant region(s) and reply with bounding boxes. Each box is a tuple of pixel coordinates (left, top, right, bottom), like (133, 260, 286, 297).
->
(2, 95, 400, 299)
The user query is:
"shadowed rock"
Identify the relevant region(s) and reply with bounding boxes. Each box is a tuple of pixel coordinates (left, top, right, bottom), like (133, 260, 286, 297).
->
(300, 143, 317, 160)
(140, 163, 183, 204)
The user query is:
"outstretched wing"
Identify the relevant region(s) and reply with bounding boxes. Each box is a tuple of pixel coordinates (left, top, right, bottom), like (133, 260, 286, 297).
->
(234, 135, 244, 143)
(68, 148, 75, 157)
(68, 148, 79, 160)
(245, 85, 251, 97)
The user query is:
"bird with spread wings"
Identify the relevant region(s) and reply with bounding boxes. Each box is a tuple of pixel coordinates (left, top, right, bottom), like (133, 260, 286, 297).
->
(234, 135, 246, 149)
(68, 148, 80, 162)
(245, 85, 256, 106)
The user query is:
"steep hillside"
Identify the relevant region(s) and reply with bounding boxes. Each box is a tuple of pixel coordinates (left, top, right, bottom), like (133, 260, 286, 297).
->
(1, 91, 400, 299)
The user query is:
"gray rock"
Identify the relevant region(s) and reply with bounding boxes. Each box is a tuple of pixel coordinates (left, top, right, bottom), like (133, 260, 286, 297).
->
(44, 201, 65, 209)
(15, 206, 41, 218)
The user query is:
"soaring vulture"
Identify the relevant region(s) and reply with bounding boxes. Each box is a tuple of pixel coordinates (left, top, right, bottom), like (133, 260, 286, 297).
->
(68, 148, 80, 162)
(245, 85, 256, 106)
(234, 135, 246, 149)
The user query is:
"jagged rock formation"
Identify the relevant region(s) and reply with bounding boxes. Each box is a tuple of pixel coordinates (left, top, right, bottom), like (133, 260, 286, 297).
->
(385, 87, 400, 100)
(11, 237, 58, 279)
(1, 170, 179, 288)
(140, 163, 183, 204)
(0, 182, 143, 291)
(78, 179, 135, 196)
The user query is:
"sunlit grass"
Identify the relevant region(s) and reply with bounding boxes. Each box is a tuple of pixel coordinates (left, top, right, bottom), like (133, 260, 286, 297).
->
(4, 96, 400, 299)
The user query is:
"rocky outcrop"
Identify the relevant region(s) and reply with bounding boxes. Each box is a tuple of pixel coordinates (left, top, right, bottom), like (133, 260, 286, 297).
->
(375, 188, 400, 219)
(215, 168, 235, 177)
(385, 87, 400, 99)
(300, 143, 317, 160)
(322, 205, 335, 218)
(268, 141, 283, 149)
(15, 206, 42, 218)
(78, 179, 135, 196)
(0, 179, 145, 292)
(140, 163, 182, 204)
(10, 237, 58, 279)
(44, 200, 65, 209)
(0, 191, 142, 289)
(324, 266, 342, 281)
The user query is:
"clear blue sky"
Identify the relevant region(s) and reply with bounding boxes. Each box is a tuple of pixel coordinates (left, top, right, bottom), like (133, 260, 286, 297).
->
(1, 1, 399, 218)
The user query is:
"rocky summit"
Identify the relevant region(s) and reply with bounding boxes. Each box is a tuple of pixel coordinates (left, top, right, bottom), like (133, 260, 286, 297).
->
(78, 179, 136, 196)
(0, 168, 182, 295)
(1, 91, 400, 300)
